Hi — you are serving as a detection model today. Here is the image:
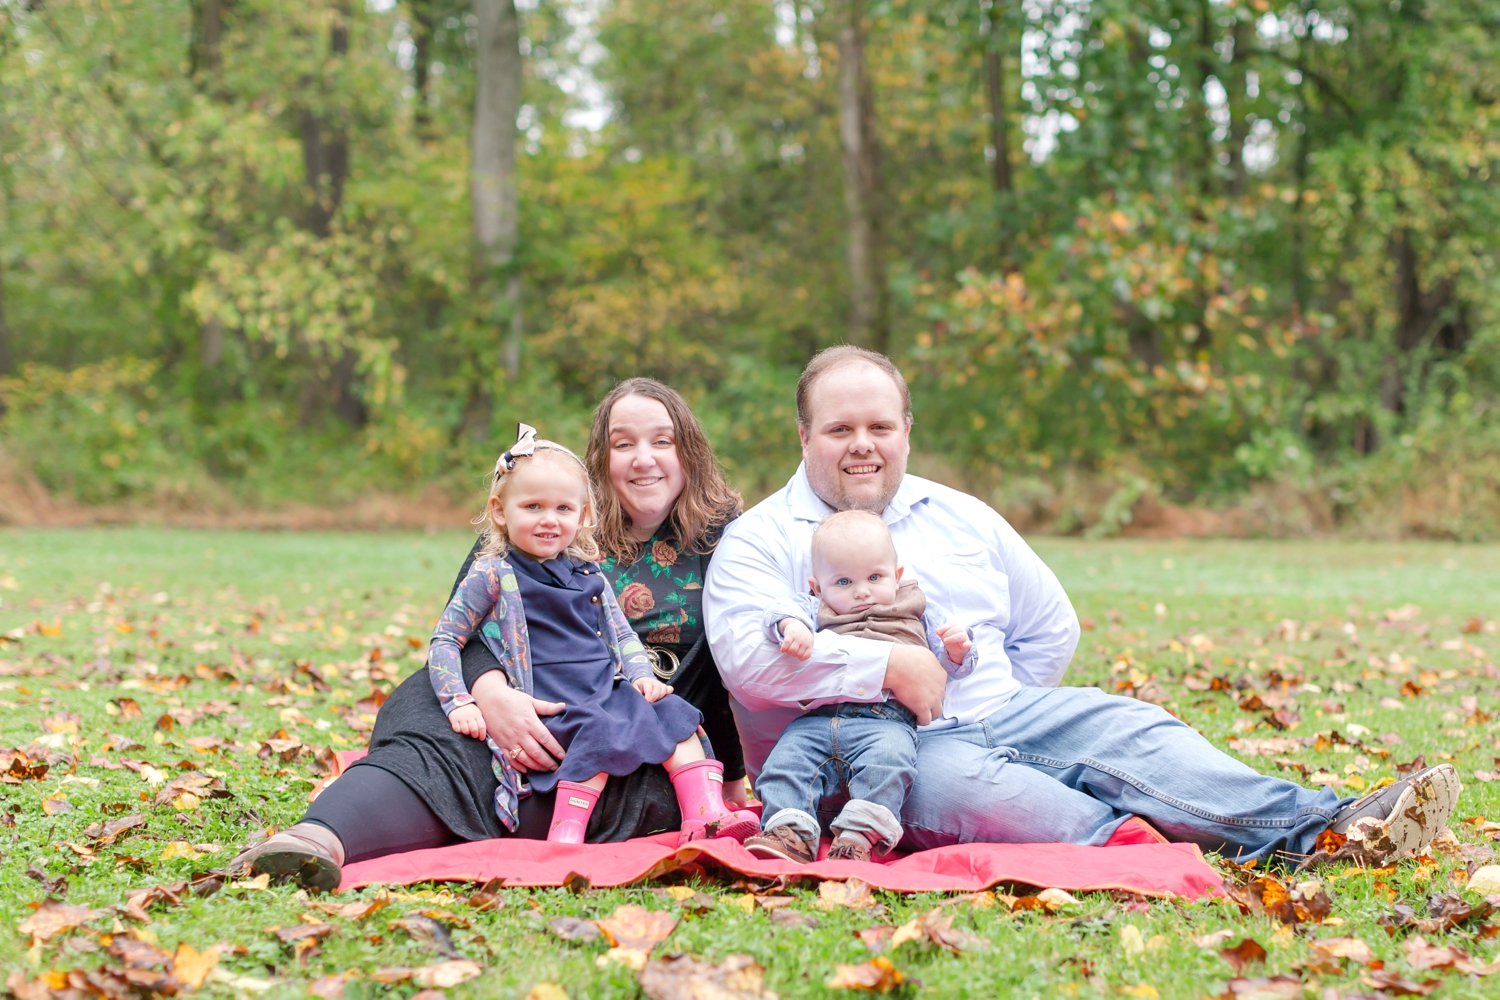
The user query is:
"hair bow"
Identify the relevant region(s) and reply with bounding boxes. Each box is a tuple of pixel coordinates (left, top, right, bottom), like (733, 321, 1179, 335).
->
(495, 423, 538, 478)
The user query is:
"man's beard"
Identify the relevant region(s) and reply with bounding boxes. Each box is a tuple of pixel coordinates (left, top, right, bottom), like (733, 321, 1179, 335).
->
(808, 461, 904, 513)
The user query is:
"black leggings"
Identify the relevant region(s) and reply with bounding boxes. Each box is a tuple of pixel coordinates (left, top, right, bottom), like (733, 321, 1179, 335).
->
(303, 763, 555, 863)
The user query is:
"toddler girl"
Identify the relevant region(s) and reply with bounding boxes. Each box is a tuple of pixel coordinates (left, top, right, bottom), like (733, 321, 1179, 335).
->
(428, 424, 759, 845)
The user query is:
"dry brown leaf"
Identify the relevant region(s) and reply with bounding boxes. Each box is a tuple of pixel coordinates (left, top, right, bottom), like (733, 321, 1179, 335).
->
(826, 956, 905, 992)
(816, 878, 874, 910)
(1361, 969, 1440, 995)
(547, 915, 601, 943)
(1221, 975, 1303, 1000)
(525, 986, 571, 1000)
(855, 926, 894, 953)
(768, 908, 820, 928)
(309, 971, 357, 999)
(1218, 937, 1267, 975)
(123, 880, 190, 922)
(273, 922, 337, 945)
(309, 893, 389, 921)
(1193, 929, 1237, 950)
(1403, 934, 1467, 970)
(640, 953, 773, 1000)
(173, 943, 220, 991)
(595, 905, 678, 953)
(755, 895, 797, 910)
(17, 900, 103, 942)
(1308, 936, 1375, 965)
(467, 877, 505, 912)
(412, 959, 483, 988)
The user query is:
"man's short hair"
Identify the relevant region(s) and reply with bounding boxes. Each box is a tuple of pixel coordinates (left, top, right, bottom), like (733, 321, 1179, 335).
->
(796, 345, 913, 429)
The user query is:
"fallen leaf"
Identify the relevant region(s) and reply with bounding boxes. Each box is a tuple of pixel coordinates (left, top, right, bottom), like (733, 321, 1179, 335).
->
(25, 865, 68, 897)
(374, 960, 483, 989)
(273, 922, 337, 946)
(525, 985, 570, 1000)
(855, 925, 894, 952)
(123, 880, 190, 922)
(1221, 975, 1303, 1000)
(1120, 924, 1145, 959)
(1035, 887, 1081, 912)
(1309, 936, 1375, 965)
(41, 792, 73, 816)
(769, 908, 821, 928)
(1361, 969, 1440, 996)
(889, 907, 988, 954)
(160, 840, 202, 861)
(467, 878, 505, 912)
(1219, 937, 1267, 974)
(1468, 865, 1500, 894)
(596, 905, 677, 952)
(817, 878, 875, 910)
(174, 942, 220, 991)
(640, 953, 774, 1000)
(309, 893, 389, 921)
(547, 915, 601, 943)
(17, 901, 102, 942)
(387, 915, 460, 958)
(1194, 929, 1237, 950)
(755, 895, 796, 911)
(826, 956, 905, 992)
(1403, 934, 1467, 970)
(597, 947, 649, 971)
(82, 813, 147, 846)
(1119, 986, 1158, 999)
(309, 971, 357, 999)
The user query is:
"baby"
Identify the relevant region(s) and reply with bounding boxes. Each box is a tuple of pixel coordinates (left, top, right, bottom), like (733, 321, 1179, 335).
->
(743, 509, 976, 864)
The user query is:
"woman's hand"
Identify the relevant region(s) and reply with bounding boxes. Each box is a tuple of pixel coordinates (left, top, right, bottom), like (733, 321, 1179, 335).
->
(632, 676, 674, 703)
(447, 703, 487, 740)
(470, 671, 567, 773)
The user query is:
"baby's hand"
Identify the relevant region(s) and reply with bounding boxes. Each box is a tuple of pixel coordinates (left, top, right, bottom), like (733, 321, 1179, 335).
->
(935, 623, 972, 666)
(448, 703, 487, 740)
(633, 676, 674, 703)
(778, 619, 814, 660)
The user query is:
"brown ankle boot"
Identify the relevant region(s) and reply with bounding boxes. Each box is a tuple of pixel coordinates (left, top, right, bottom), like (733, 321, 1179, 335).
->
(230, 822, 345, 892)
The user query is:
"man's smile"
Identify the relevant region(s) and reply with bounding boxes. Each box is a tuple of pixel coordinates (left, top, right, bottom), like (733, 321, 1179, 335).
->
(842, 463, 882, 476)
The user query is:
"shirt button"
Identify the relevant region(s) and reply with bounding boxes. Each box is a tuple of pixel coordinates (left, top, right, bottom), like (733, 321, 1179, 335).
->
(591, 596, 598, 603)
(856, 685, 867, 697)
(596, 631, 603, 637)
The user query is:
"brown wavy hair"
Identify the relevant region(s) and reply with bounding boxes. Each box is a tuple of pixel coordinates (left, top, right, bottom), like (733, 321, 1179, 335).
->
(586, 378, 741, 563)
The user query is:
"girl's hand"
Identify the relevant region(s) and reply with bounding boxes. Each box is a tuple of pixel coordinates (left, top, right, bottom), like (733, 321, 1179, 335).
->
(935, 622, 972, 666)
(448, 703, 487, 740)
(469, 671, 567, 773)
(632, 676, 674, 703)
(778, 619, 814, 660)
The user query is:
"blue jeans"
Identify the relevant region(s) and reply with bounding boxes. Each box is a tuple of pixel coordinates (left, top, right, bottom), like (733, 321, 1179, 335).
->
(755, 701, 917, 852)
(901, 686, 1350, 863)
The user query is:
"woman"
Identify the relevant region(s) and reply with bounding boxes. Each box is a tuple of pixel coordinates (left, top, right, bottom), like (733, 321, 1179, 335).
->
(233, 379, 745, 890)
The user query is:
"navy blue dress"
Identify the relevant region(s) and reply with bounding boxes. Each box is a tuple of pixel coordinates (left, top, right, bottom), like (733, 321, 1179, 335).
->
(508, 551, 702, 794)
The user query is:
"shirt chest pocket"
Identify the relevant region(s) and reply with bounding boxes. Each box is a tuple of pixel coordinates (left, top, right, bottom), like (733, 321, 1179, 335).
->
(930, 550, 1010, 631)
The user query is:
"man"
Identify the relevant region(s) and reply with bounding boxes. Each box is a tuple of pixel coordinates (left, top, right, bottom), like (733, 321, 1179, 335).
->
(704, 345, 1460, 864)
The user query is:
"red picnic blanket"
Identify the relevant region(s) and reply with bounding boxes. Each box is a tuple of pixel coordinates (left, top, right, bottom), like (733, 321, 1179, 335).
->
(325, 751, 1223, 899)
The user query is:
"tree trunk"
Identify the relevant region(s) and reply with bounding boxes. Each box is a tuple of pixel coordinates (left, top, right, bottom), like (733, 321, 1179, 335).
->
(982, 2, 1012, 195)
(0, 253, 10, 380)
(190, 0, 226, 80)
(301, 6, 349, 240)
(411, 0, 436, 137)
(836, 0, 887, 352)
(1225, 18, 1249, 196)
(472, 0, 524, 384)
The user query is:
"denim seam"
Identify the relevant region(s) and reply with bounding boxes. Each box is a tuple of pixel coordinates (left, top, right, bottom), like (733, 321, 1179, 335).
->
(1010, 752, 1320, 831)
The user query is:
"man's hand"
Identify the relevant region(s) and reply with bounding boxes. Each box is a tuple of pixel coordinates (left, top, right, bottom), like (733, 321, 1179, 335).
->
(632, 676, 674, 703)
(777, 619, 814, 660)
(882, 644, 947, 725)
(935, 622, 972, 666)
(448, 703, 487, 740)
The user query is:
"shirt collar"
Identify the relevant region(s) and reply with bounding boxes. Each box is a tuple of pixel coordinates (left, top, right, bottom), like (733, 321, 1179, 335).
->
(786, 463, 932, 526)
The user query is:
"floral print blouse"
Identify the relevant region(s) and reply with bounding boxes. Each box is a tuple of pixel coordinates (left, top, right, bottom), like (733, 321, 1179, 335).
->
(600, 531, 706, 651)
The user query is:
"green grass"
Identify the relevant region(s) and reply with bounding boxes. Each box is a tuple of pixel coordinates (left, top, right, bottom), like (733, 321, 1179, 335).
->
(1, 529, 1498, 999)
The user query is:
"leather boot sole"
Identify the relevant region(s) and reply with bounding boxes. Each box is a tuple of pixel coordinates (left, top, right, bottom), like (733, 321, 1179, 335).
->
(1345, 763, 1461, 862)
(249, 846, 342, 893)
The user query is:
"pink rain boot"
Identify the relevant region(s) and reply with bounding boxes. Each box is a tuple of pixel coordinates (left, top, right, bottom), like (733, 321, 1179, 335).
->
(669, 758, 759, 847)
(548, 780, 602, 843)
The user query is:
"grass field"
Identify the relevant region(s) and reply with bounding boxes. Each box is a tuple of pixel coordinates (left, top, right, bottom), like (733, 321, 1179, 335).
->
(1, 528, 1498, 1000)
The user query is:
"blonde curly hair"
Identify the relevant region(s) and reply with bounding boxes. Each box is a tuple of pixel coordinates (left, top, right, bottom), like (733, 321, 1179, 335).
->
(475, 441, 601, 562)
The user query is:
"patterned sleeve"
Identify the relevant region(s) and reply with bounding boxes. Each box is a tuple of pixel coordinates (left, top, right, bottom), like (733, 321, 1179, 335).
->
(429, 556, 505, 716)
(601, 579, 653, 683)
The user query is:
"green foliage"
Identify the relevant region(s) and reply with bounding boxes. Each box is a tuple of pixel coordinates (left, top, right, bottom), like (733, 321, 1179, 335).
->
(0, 0, 1497, 530)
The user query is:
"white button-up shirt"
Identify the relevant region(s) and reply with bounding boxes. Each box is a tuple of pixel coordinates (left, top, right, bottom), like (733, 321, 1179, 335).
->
(705, 465, 1080, 779)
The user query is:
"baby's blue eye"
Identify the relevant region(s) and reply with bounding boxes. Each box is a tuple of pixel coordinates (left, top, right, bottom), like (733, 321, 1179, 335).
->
(868, 573, 882, 582)
(836, 577, 852, 587)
